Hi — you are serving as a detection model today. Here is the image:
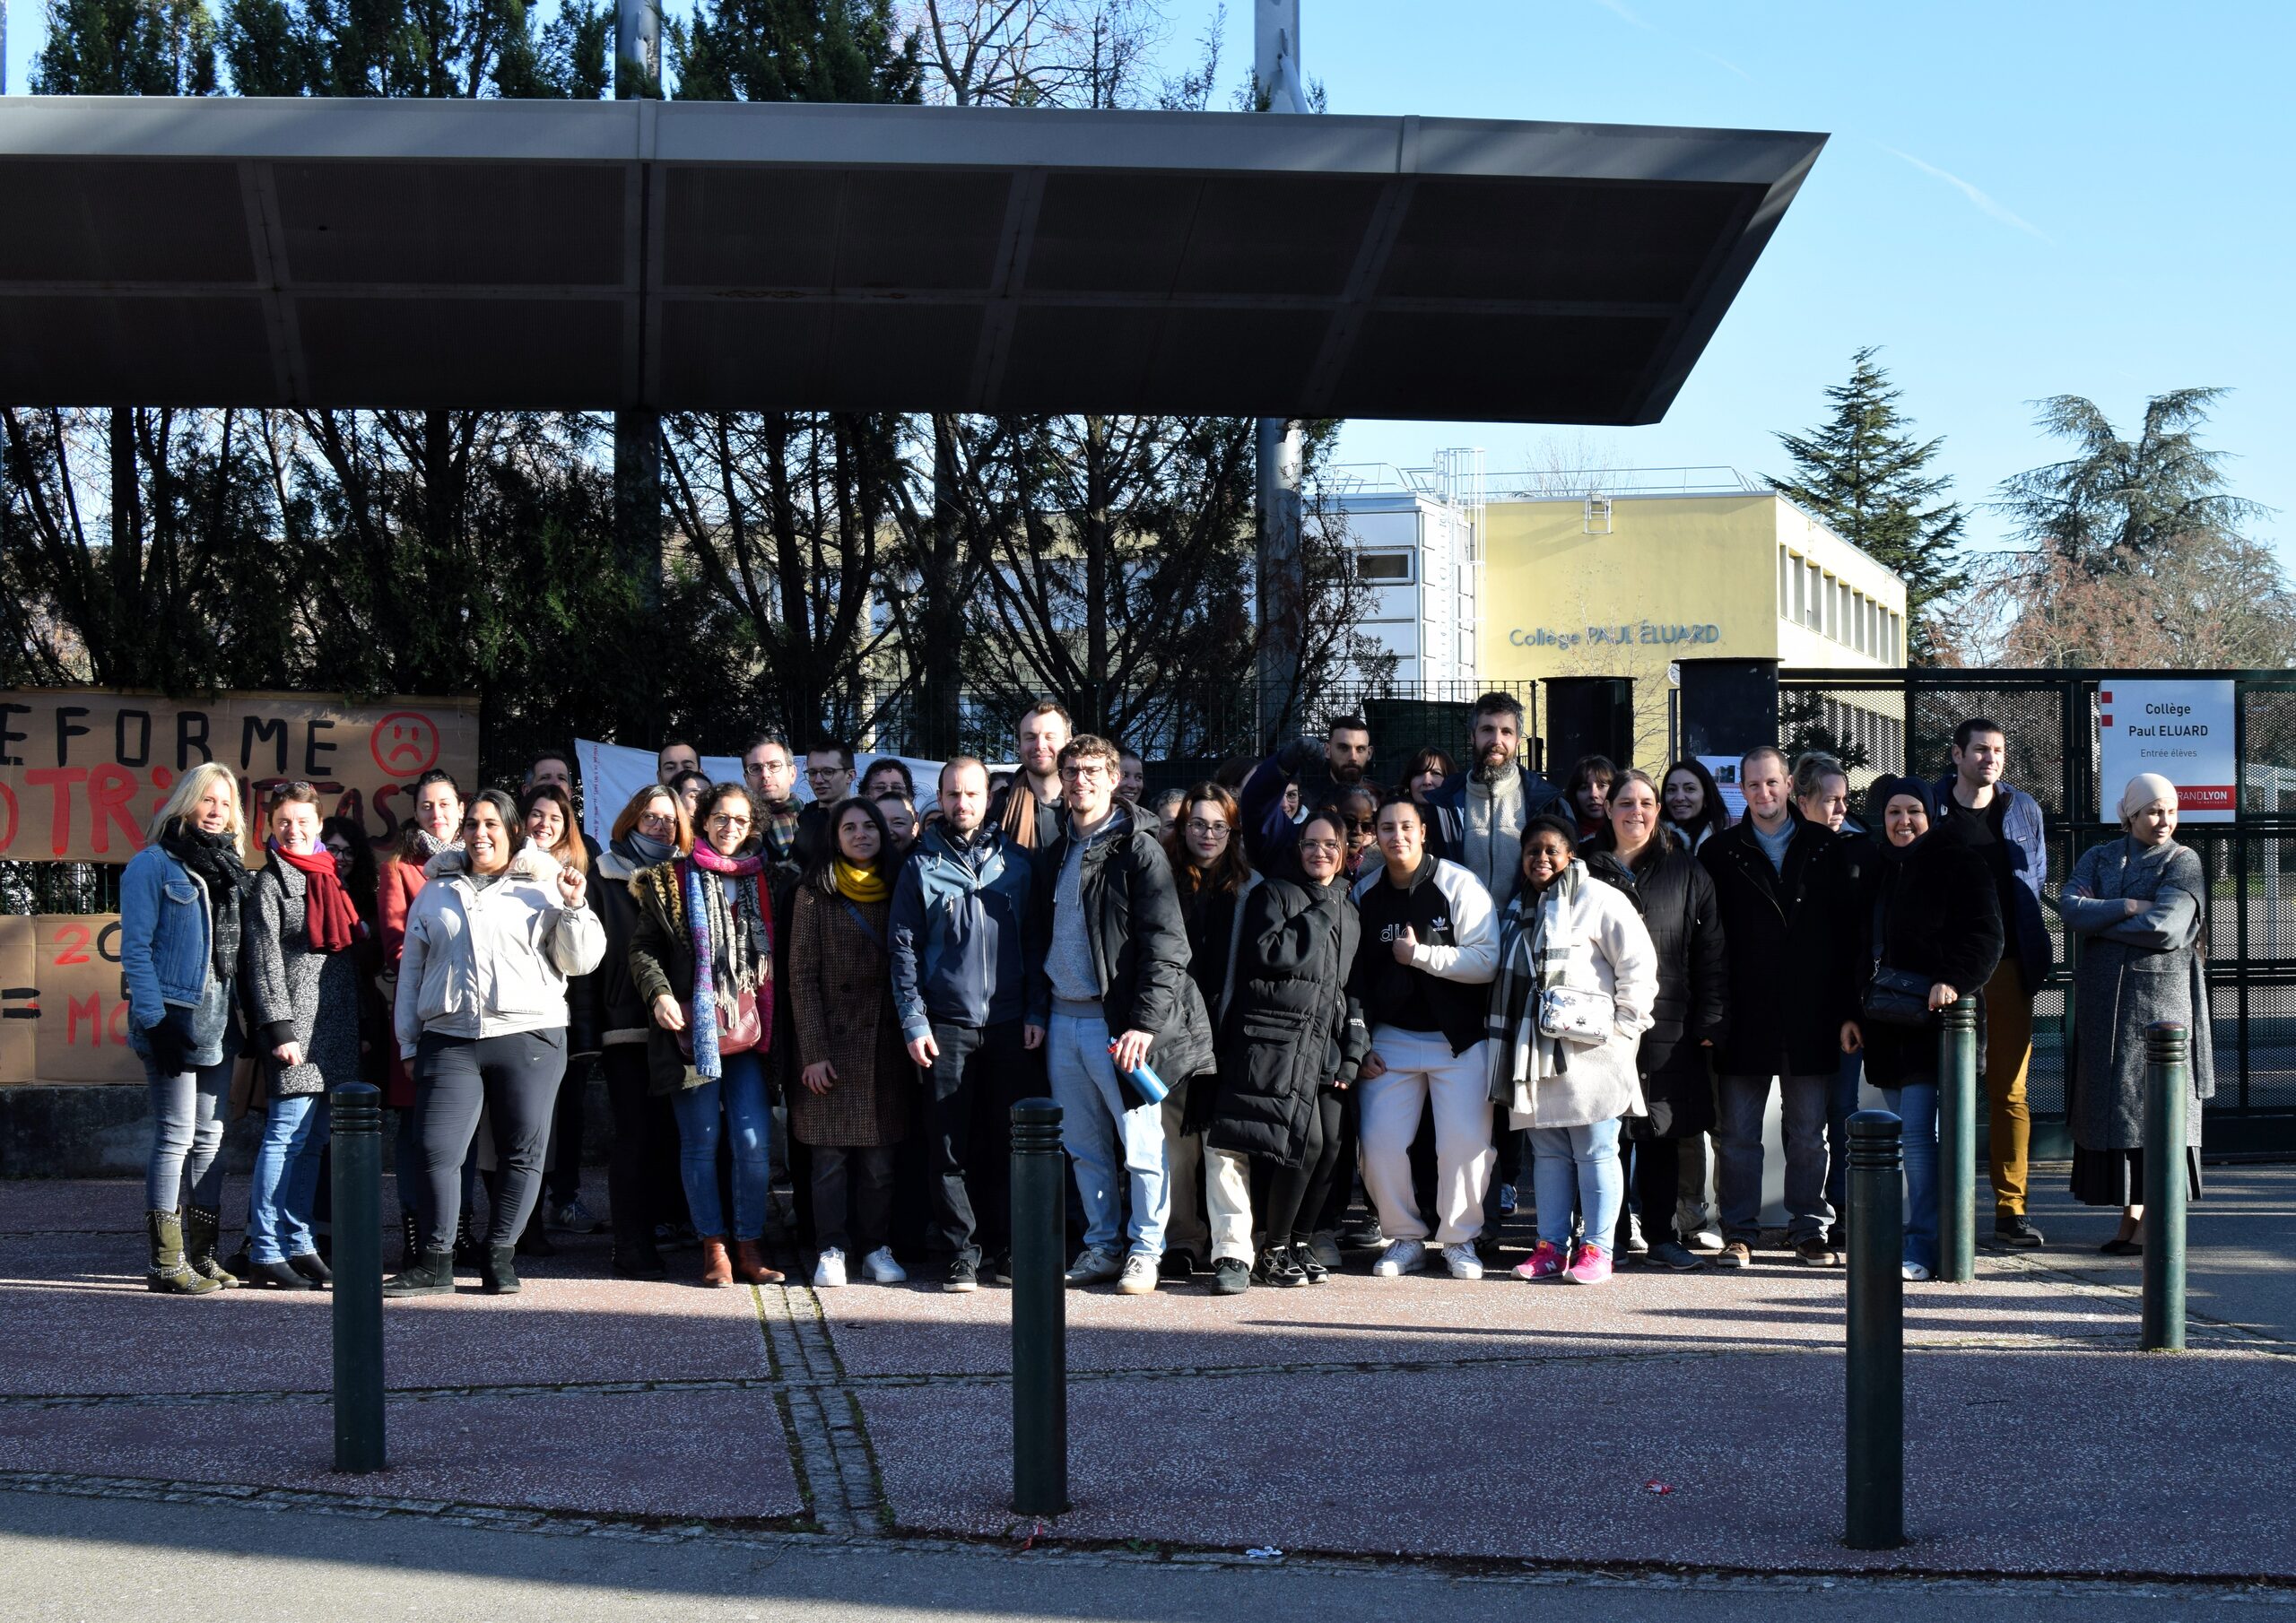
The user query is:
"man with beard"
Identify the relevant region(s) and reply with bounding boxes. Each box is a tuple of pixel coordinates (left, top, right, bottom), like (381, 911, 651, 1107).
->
(1238, 715, 1378, 869)
(1424, 691, 1566, 907)
(741, 734, 804, 869)
(993, 700, 1071, 852)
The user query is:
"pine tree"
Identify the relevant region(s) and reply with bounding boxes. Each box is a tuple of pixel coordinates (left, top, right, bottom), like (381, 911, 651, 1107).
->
(1769, 348, 1968, 664)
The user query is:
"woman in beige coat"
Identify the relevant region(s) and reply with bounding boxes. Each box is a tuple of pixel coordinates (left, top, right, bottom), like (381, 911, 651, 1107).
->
(788, 797, 915, 1289)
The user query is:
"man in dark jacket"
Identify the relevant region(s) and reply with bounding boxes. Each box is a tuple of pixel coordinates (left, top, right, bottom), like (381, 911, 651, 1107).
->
(1698, 744, 1860, 1268)
(1030, 733, 1213, 1296)
(1932, 716, 2051, 1248)
(891, 757, 1039, 1293)
(1423, 690, 1567, 902)
(1238, 714, 1378, 868)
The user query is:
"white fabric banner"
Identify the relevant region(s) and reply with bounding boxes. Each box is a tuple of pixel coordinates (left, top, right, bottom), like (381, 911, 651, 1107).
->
(572, 740, 949, 846)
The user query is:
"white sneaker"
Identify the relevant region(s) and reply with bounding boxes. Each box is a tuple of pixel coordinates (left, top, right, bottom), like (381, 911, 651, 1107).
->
(1116, 1253, 1159, 1295)
(1689, 1228, 1725, 1253)
(1441, 1242, 1484, 1280)
(861, 1246, 907, 1285)
(813, 1247, 847, 1289)
(1901, 1261, 1934, 1282)
(1625, 1213, 1648, 1255)
(1370, 1238, 1426, 1278)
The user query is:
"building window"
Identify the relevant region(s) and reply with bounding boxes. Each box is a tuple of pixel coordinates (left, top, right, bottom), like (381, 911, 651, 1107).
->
(1779, 546, 1791, 614)
(1584, 496, 1613, 534)
(1357, 551, 1414, 584)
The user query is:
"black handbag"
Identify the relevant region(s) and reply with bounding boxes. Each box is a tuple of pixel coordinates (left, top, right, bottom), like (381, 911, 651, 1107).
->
(1860, 888, 1933, 1027)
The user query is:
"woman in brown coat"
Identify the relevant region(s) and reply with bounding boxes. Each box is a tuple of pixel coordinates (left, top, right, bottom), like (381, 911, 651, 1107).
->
(789, 796, 914, 1289)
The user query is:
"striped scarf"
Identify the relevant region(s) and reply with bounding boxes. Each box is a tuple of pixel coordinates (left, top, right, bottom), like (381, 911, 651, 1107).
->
(682, 845, 770, 1080)
(1485, 859, 1599, 1092)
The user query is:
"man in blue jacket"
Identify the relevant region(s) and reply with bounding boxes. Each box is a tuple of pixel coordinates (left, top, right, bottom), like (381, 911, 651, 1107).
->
(891, 756, 1041, 1292)
(1934, 717, 2052, 1248)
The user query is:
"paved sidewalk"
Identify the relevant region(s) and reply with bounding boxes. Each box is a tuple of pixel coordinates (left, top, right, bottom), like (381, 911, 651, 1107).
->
(1, 1169, 2289, 1582)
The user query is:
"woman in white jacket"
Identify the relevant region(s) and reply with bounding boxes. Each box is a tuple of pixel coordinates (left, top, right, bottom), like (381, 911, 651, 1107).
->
(1487, 813, 1657, 1286)
(385, 790, 604, 1298)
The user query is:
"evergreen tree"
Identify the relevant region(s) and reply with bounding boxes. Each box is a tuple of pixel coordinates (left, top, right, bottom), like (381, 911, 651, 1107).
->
(670, 0, 921, 104)
(31, 0, 217, 94)
(1769, 347, 1968, 663)
(1995, 387, 2266, 573)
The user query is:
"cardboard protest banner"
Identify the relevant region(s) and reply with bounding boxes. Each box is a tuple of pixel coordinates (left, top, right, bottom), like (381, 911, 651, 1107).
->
(0, 914, 144, 1087)
(0, 690, 479, 863)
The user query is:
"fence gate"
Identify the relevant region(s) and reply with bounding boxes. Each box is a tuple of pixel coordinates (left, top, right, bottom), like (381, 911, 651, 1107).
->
(1782, 666, 2296, 1155)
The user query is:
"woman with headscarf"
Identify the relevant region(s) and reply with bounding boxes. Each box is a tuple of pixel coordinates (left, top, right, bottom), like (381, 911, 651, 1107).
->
(1839, 776, 2002, 1280)
(2055, 773, 2213, 1254)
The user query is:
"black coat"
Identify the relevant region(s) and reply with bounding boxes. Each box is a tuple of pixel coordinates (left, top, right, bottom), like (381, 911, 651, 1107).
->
(1698, 817, 1861, 1077)
(1855, 825, 2004, 1090)
(1585, 841, 1727, 1134)
(1208, 872, 1367, 1167)
(1029, 805, 1214, 1082)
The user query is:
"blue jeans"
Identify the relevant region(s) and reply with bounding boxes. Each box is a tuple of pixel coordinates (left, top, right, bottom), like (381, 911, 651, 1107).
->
(248, 1092, 329, 1263)
(143, 1055, 230, 1212)
(1528, 1120, 1623, 1251)
(1046, 1008, 1169, 1260)
(1882, 1081, 1940, 1271)
(669, 1051, 772, 1241)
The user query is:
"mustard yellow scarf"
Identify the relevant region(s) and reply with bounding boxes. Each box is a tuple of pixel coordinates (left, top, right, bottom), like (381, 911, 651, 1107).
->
(833, 858, 890, 904)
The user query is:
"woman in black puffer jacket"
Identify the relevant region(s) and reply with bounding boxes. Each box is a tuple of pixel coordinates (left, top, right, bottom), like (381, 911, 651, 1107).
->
(1206, 808, 1368, 1290)
(1584, 770, 1728, 1271)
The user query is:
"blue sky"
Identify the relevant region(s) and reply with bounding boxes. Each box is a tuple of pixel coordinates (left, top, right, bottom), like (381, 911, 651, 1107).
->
(8, 0, 2289, 563)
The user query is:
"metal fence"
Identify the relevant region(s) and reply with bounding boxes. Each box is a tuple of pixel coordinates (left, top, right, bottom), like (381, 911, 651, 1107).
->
(1783, 667, 2296, 1147)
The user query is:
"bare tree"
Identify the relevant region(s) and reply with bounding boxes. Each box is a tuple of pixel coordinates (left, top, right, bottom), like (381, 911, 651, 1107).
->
(908, 0, 1165, 107)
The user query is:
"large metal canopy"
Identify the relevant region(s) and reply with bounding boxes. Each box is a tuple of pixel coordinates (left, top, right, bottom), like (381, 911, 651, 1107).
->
(0, 97, 1823, 421)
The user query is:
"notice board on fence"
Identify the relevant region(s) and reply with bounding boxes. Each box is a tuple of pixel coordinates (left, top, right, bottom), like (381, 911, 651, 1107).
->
(0, 914, 142, 1086)
(0, 690, 480, 861)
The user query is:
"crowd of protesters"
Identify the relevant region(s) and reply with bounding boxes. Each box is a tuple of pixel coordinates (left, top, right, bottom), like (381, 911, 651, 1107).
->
(120, 693, 2210, 1298)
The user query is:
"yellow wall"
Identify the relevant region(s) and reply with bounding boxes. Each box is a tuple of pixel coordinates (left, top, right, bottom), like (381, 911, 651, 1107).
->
(1481, 494, 1787, 763)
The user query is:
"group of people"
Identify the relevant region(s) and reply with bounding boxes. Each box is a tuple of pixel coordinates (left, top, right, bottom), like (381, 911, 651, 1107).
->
(120, 692, 2211, 1299)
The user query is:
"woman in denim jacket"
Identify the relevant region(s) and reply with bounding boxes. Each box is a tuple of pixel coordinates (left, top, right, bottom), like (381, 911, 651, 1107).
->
(119, 763, 251, 1294)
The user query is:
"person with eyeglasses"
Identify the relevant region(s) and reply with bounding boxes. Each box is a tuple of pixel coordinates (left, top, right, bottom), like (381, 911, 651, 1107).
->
(384, 790, 603, 1298)
(625, 783, 785, 1289)
(1031, 735, 1215, 1295)
(1157, 783, 1260, 1288)
(795, 742, 858, 868)
(741, 734, 805, 868)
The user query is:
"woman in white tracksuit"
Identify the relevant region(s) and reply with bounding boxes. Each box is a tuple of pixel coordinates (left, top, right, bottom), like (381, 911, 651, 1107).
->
(1346, 794, 1500, 1281)
(1488, 813, 1658, 1287)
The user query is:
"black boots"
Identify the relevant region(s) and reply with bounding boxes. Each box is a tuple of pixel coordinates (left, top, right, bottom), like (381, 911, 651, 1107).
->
(145, 1210, 219, 1296)
(181, 1205, 239, 1289)
(383, 1247, 457, 1298)
(481, 1244, 521, 1296)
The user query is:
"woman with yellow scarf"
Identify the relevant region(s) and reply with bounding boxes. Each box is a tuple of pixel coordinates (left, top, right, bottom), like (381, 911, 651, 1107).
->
(788, 796, 916, 1288)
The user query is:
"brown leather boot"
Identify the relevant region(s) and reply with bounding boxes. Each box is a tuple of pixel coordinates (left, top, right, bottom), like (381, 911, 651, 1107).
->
(733, 1238, 784, 1285)
(699, 1236, 734, 1287)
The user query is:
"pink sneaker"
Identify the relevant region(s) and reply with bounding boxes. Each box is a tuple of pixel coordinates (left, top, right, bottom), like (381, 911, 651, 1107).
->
(1513, 1241, 1567, 1280)
(1567, 1243, 1613, 1285)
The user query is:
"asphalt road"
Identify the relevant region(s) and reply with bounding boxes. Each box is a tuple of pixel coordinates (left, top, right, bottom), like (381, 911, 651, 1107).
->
(1, 1487, 2288, 1623)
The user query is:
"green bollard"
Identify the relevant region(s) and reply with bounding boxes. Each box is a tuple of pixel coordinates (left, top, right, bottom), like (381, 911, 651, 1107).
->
(1844, 1108, 1905, 1551)
(330, 1082, 387, 1472)
(2141, 1021, 2189, 1353)
(1935, 998, 1978, 1284)
(1010, 1098, 1069, 1515)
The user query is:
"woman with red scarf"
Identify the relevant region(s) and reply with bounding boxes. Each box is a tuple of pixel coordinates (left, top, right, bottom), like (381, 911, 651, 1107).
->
(239, 784, 370, 1289)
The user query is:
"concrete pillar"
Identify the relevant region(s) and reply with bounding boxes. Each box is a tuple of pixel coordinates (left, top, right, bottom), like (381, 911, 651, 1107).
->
(1253, 0, 1306, 747)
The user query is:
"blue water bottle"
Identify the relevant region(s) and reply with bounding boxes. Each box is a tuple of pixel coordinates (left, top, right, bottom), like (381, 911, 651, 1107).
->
(1108, 1042, 1170, 1105)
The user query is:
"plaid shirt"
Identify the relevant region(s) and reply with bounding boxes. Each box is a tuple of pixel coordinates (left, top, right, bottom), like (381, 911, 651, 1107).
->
(758, 799, 803, 865)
